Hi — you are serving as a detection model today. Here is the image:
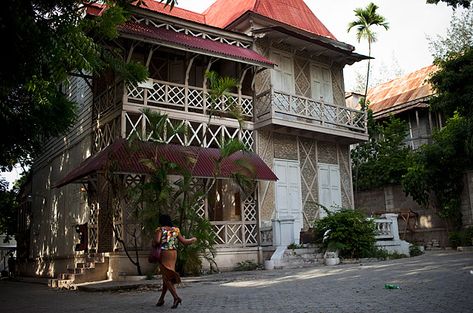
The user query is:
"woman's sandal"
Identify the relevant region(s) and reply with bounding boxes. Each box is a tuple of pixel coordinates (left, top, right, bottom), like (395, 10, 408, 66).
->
(156, 300, 165, 307)
(171, 297, 182, 309)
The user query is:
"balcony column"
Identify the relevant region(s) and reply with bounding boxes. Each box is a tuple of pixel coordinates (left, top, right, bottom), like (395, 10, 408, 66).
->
(184, 55, 197, 113)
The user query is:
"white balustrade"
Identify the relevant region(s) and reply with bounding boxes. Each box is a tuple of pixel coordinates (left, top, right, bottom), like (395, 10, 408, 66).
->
(255, 89, 366, 133)
(125, 79, 253, 119)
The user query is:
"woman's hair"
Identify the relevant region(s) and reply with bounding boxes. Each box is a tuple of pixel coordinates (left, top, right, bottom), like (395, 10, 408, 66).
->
(159, 214, 173, 227)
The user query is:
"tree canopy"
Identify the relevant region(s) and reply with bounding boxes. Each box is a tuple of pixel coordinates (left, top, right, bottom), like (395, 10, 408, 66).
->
(347, 2, 389, 98)
(427, 0, 471, 8)
(0, 0, 156, 171)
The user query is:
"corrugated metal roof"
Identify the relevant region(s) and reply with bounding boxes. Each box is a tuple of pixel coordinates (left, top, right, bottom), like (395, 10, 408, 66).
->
(119, 22, 274, 67)
(368, 65, 438, 116)
(54, 139, 278, 188)
(138, 0, 206, 24)
(204, 0, 336, 40)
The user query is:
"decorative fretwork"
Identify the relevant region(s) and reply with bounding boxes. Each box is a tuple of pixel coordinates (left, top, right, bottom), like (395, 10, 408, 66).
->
(255, 89, 367, 133)
(88, 202, 98, 252)
(243, 194, 257, 221)
(124, 112, 254, 151)
(113, 202, 124, 252)
(125, 79, 253, 119)
(93, 81, 123, 118)
(244, 224, 258, 245)
(131, 16, 251, 48)
(93, 116, 120, 152)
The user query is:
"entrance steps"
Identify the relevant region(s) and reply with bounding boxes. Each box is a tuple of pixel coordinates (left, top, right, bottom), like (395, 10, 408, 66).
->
(271, 245, 324, 269)
(48, 253, 109, 289)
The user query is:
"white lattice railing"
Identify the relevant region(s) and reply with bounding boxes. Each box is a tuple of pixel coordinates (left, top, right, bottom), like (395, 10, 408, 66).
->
(255, 88, 367, 133)
(373, 218, 394, 240)
(123, 112, 254, 150)
(210, 194, 258, 247)
(125, 79, 253, 119)
(211, 221, 258, 247)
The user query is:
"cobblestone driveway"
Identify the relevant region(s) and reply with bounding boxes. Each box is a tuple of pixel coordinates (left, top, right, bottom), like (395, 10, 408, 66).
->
(1, 251, 472, 313)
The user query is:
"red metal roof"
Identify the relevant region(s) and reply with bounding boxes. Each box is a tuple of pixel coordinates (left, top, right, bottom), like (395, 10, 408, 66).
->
(138, 0, 206, 24)
(368, 65, 438, 116)
(118, 22, 273, 67)
(204, 0, 336, 40)
(54, 139, 278, 188)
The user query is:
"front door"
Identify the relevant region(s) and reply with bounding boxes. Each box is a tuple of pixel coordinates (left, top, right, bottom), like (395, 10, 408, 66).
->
(274, 159, 303, 243)
(318, 163, 342, 218)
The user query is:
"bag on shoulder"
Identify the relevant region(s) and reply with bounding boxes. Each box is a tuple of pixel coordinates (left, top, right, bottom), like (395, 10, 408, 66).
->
(148, 245, 162, 263)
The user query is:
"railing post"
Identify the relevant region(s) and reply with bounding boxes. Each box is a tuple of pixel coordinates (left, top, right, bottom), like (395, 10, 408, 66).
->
(383, 213, 400, 241)
(320, 99, 325, 126)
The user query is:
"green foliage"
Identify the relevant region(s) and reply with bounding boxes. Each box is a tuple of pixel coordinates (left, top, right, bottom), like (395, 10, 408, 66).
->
(234, 260, 259, 271)
(0, 179, 18, 242)
(448, 227, 473, 248)
(0, 0, 149, 170)
(426, 0, 471, 8)
(430, 48, 473, 121)
(287, 243, 304, 250)
(313, 209, 376, 259)
(402, 114, 471, 227)
(352, 114, 412, 190)
(409, 245, 424, 257)
(347, 2, 389, 97)
(428, 7, 473, 60)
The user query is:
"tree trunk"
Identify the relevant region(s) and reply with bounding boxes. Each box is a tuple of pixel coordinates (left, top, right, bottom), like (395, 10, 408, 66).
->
(364, 41, 372, 99)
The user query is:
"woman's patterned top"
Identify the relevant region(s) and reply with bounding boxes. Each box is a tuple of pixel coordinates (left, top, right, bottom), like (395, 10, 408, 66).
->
(160, 227, 180, 250)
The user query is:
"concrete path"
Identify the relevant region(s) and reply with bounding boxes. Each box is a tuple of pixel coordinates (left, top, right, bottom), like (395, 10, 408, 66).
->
(1, 250, 472, 313)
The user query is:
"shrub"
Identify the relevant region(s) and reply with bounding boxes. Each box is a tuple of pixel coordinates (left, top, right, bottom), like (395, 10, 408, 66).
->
(235, 260, 259, 271)
(313, 209, 376, 259)
(409, 244, 424, 257)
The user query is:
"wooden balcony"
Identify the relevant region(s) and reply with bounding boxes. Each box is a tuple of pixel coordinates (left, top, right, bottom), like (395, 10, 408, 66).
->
(255, 88, 368, 142)
(124, 79, 253, 120)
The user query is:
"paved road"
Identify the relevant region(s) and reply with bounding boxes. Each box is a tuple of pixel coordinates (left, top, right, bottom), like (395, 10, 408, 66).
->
(1, 251, 472, 313)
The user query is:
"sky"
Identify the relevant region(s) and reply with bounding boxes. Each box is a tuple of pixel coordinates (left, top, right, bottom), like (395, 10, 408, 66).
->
(0, 0, 463, 188)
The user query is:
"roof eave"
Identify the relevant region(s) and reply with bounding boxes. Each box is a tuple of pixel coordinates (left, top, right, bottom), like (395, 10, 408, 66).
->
(119, 31, 274, 69)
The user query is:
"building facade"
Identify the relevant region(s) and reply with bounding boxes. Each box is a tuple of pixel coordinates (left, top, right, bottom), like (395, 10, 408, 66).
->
(20, 0, 368, 280)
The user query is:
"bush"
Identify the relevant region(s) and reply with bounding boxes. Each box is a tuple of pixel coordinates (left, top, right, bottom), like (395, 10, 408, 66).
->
(409, 244, 424, 257)
(235, 260, 259, 271)
(313, 209, 376, 259)
(449, 227, 473, 248)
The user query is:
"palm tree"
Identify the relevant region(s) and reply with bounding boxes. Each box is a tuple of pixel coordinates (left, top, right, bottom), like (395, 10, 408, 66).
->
(348, 2, 389, 100)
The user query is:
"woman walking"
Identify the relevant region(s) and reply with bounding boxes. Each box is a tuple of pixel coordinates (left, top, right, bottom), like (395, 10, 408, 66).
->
(154, 214, 197, 309)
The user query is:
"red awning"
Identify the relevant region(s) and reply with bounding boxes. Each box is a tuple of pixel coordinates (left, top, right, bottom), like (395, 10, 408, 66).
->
(54, 139, 278, 188)
(118, 22, 274, 68)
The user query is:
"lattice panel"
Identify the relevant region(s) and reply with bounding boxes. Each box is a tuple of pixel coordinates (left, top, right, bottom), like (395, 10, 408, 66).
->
(226, 224, 243, 245)
(194, 200, 206, 219)
(212, 224, 226, 245)
(243, 194, 257, 221)
(254, 90, 272, 119)
(241, 129, 254, 151)
(113, 202, 124, 251)
(94, 117, 120, 152)
(147, 82, 166, 103)
(244, 224, 258, 244)
(127, 84, 144, 100)
(241, 97, 253, 116)
(188, 88, 204, 109)
(124, 112, 254, 151)
(298, 138, 318, 226)
(88, 202, 98, 252)
(295, 58, 310, 97)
